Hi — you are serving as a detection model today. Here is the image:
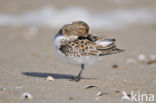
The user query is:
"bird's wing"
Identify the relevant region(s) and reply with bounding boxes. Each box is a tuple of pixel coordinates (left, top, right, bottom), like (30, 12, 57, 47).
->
(83, 34, 124, 56)
(59, 34, 124, 57)
(59, 36, 100, 57)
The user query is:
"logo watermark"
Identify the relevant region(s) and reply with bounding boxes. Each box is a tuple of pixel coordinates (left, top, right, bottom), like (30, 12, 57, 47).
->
(121, 91, 154, 103)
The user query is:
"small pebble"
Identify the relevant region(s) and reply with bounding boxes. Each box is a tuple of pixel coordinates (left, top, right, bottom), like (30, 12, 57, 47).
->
(96, 92, 103, 96)
(150, 55, 156, 60)
(115, 90, 120, 93)
(1, 88, 6, 92)
(138, 54, 146, 61)
(112, 64, 119, 68)
(85, 85, 97, 89)
(32, 53, 40, 58)
(46, 76, 55, 81)
(22, 92, 33, 100)
(147, 60, 156, 65)
(68, 97, 74, 100)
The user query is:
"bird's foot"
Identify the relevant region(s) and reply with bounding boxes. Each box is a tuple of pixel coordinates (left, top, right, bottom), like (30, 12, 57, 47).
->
(69, 76, 81, 82)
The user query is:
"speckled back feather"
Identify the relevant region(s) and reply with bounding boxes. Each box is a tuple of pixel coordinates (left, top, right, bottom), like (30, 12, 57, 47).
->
(59, 34, 122, 57)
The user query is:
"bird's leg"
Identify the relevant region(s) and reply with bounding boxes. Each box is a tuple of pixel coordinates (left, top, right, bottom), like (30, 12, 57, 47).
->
(70, 64, 85, 82)
(76, 64, 85, 81)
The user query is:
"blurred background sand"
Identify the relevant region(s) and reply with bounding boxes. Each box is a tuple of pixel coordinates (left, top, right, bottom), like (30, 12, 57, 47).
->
(0, 0, 156, 103)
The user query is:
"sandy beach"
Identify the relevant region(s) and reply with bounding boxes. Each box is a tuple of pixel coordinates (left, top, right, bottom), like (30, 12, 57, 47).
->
(0, 0, 156, 103)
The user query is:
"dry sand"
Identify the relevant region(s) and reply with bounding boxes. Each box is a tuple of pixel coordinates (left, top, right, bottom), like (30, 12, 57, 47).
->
(0, 0, 156, 103)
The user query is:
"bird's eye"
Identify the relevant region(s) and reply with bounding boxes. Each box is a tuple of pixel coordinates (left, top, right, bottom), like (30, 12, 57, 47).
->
(86, 28, 89, 32)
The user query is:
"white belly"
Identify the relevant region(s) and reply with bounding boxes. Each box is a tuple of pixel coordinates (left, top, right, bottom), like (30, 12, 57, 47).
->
(55, 49, 99, 66)
(53, 32, 100, 66)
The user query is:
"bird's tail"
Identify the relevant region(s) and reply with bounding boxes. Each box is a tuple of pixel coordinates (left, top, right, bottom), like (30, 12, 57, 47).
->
(99, 48, 125, 56)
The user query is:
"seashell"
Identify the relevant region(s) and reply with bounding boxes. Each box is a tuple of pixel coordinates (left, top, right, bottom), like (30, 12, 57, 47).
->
(22, 92, 33, 100)
(96, 92, 103, 96)
(46, 76, 55, 81)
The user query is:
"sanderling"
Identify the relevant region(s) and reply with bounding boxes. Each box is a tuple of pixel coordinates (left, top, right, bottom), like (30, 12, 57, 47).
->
(54, 21, 124, 81)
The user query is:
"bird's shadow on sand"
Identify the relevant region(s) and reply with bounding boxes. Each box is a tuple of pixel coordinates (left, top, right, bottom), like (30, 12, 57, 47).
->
(22, 72, 96, 80)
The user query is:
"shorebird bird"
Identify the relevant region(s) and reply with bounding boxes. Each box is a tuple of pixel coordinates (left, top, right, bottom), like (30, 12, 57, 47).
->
(54, 21, 124, 81)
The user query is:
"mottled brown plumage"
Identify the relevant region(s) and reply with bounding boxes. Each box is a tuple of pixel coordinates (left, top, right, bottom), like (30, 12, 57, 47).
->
(62, 21, 89, 37)
(59, 34, 118, 57)
(54, 21, 124, 81)
(72, 21, 89, 37)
